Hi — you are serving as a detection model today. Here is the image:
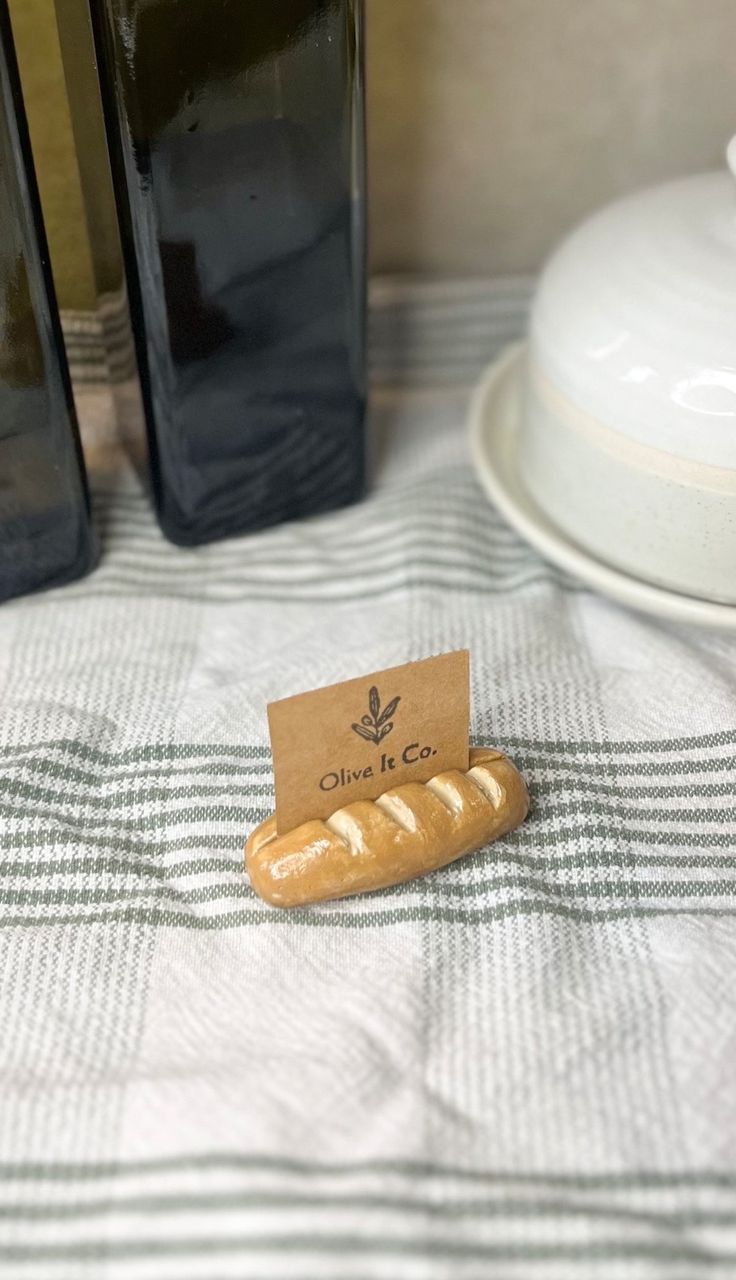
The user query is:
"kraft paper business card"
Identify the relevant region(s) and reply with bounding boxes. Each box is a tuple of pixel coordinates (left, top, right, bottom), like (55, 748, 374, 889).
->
(268, 651, 470, 833)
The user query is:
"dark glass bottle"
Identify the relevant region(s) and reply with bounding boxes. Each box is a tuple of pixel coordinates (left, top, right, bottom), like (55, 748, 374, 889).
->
(0, 0, 95, 602)
(88, 0, 367, 546)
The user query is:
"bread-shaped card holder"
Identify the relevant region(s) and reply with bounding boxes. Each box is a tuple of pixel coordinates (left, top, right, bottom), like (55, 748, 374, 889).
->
(246, 747, 529, 908)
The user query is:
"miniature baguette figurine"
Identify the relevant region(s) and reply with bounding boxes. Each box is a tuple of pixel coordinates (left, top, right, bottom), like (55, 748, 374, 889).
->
(246, 747, 529, 908)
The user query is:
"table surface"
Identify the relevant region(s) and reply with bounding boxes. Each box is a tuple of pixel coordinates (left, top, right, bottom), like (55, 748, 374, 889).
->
(1, 279, 735, 1280)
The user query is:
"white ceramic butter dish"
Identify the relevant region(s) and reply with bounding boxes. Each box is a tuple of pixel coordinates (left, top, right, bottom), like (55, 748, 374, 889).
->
(470, 139, 736, 624)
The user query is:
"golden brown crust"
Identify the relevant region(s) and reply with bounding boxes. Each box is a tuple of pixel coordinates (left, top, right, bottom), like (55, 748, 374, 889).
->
(245, 747, 529, 908)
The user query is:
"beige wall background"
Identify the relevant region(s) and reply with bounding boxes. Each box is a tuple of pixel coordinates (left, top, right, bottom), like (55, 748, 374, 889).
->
(10, 0, 736, 308)
(367, 0, 735, 275)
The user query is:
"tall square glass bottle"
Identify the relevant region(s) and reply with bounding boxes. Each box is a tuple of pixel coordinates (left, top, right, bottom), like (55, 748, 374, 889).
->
(89, 0, 367, 545)
(0, 0, 95, 602)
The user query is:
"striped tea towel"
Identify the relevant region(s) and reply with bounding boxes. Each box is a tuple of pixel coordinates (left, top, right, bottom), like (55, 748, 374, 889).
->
(0, 278, 735, 1280)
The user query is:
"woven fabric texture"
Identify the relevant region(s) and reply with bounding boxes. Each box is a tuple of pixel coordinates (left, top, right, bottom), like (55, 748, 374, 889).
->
(1, 280, 735, 1280)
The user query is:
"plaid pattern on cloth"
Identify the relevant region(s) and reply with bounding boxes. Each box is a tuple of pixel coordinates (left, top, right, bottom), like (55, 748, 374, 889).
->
(1, 279, 735, 1280)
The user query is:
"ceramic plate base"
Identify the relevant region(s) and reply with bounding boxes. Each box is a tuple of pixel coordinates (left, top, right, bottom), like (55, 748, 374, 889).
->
(469, 344, 736, 631)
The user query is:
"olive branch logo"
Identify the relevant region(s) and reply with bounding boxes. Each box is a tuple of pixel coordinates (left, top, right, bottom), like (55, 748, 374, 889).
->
(351, 686, 401, 747)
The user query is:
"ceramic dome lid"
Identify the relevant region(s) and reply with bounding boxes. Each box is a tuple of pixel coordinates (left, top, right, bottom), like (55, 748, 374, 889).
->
(529, 140, 736, 469)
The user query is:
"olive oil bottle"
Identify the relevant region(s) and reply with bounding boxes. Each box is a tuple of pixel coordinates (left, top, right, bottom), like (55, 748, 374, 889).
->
(0, 0, 95, 602)
(88, 0, 367, 546)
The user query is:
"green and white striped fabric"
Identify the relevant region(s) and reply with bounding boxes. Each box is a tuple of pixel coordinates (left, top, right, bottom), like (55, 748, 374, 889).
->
(1, 279, 735, 1280)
